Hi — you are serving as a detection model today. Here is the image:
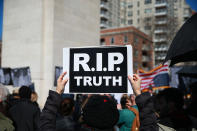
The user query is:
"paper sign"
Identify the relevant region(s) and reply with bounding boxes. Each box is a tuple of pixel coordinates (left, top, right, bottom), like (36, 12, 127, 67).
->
(63, 45, 133, 93)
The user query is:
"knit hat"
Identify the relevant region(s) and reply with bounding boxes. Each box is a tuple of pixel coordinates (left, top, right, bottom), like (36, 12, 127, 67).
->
(19, 86, 32, 99)
(82, 95, 119, 129)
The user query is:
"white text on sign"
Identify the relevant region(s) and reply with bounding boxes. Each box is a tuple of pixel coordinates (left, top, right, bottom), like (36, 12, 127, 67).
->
(73, 53, 124, 86)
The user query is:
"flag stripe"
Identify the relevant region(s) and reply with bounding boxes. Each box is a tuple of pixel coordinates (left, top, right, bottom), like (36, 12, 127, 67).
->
(139, 63, 169, 91)
(139, 68, 168, 77)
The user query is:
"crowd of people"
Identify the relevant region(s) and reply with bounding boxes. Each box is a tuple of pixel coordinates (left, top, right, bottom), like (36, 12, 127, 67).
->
(0, 72, 197, 131)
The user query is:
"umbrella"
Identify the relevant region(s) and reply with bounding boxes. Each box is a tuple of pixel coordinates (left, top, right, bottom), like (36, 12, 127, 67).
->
(164, 13, 197, 66)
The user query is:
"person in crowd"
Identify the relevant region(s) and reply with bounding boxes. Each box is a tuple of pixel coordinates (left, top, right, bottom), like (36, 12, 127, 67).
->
(81, 94, 119, 131)
(155, 88, 192, 130)
(56, 97, 81, 131)
(6, 92, 20, 113)
(0, 85, 15, 131)
(31, 91, 38, 103)
(186, 82, 197, 129)
(9, 86, 40, 131)
(31, 91, 40, 110)
(128, 74, 193, 131)
(117, 94, 139, 131)
(0, 84, 9, 103)
(40, 72, 119, 131)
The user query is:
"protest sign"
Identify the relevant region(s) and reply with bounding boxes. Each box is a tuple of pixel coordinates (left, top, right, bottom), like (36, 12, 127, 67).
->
(63, 45, 133, 93)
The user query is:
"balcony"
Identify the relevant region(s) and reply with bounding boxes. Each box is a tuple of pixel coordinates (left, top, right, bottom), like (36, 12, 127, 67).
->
(100, 2, 109, 10)
(183, 13, 191, 18)
(154, 38, 167, 42)
(154, 29, 167, 34)
(155, 20, 167, 25)
(100, 23, 108, 29)
(155, 10, 167, 16)
(155, 56, 165, 60)
(155, 1, 167, 8)
(154, 47, 168, 51)
(100, 13, 109, 20)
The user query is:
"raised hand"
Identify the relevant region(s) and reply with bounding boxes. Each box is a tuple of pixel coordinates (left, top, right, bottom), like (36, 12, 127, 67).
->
(56, 72, 68, 94)
(128, 74, 141, 96)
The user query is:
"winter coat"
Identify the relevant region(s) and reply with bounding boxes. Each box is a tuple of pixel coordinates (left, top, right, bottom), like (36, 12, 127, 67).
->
(9, 99, 40, 131)
(135, 92, 193, 131)
(40, 90, 80, 131)
(0, 112, 15, 131)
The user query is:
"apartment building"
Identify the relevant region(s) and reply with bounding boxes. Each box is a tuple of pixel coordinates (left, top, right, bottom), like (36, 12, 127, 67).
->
(100, 0, 120, 29)
(119, 0, 192, 66)
(100, 26, 154, 72)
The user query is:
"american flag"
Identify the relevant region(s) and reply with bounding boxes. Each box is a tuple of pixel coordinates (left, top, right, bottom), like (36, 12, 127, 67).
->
(139, 63, 170, 91)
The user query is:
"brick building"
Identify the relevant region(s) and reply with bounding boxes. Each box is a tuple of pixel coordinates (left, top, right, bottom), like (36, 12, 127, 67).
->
(100, 26, 153, 72)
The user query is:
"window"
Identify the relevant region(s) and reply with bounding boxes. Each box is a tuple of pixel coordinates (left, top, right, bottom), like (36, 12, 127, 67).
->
(144, 0, 152, 4)
(128, 2, 133, 8)
(128, 11, 133, 16)
(128, 19, 133, 25)
(144, 17, 151, 22)
(144, 25, 151, 30)
(109, 21, 112, 27)
(137, 1, 140, 7)
(121, 19, 125, 24)
(134, 36, 139, 44)
(137, 10, 140, 15)
(111, 37, 114, 44)
(142, 62, 148, 67)
(134, 50, 138, 57)
(100, 38, 105, 45)
(137, 18, 140, 23)
(144, 8, 152, 14)
(134, 62, 138, 69)
(124, 35, 128, 43)
(121, 1, 126, 7)
(142, 51, 148, 56)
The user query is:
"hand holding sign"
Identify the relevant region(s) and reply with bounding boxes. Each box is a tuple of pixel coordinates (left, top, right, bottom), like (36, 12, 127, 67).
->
(56, 72, 68, 94)
(128, 74, 141, 96)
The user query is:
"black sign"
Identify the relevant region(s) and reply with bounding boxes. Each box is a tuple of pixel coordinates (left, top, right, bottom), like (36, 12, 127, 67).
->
(67, 46, 128, 93)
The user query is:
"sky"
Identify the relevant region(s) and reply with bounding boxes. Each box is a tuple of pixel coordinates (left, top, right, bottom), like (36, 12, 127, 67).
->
(0, 0, 3, 41)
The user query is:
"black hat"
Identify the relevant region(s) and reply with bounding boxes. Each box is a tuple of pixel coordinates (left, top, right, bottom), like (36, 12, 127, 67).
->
(19, 86, 32, 99)
(82, 95, 119, 129)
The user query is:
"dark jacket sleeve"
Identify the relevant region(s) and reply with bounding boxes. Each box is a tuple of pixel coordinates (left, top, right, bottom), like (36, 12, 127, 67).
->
(34, 106, 41, 131)
(135, 92, 158, 131)
(40, 90, 62, 131)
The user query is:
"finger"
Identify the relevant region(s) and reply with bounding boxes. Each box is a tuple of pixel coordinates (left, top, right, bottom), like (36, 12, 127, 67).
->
(128, 75, 133, 83)
(133, 74, 141, 81)
(58, 72, 67, 81)
(128, 75, 135, 85)
(135, 74, 141, 81)
(62, 78, 69, 86)
(133, 74, 137, 80)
